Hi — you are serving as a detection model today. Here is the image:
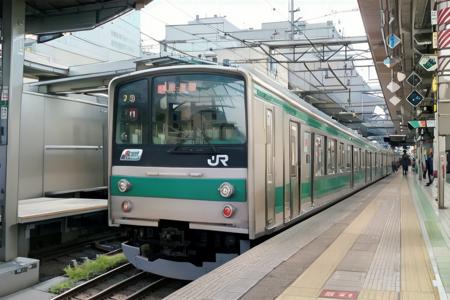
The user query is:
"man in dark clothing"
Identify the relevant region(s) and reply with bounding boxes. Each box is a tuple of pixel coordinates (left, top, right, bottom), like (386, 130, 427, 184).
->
(426, 149, 434, 186)
(401, 152, 409, 175)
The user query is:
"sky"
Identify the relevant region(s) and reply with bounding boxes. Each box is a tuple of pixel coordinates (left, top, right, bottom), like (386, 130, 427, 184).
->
(140, 0, 366, 43)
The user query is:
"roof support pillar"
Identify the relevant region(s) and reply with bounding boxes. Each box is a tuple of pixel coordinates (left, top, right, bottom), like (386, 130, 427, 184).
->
(0, 0, 25, 261)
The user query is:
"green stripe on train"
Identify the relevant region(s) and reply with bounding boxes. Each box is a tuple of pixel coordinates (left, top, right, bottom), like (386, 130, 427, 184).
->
(301, 181, 311, 203)
(274, 174, 350, 210)
(275, 186, 284, 213)
(110, 176, 246, 202)
(314, 174, 351, 198)
(354, 170, 365, 183)
(254, 85, 374, 150)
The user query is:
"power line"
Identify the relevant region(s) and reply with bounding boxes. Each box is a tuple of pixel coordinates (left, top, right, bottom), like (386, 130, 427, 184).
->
(141, 5, 257, 64)
(117, 14, 204, 61)
(139, 9, 237, 56)
(161, 0, 321, 90)
(70, 34, 140, 59)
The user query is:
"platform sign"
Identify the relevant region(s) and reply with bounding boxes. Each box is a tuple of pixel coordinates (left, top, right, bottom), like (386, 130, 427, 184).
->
(419, 55, 438, 71)
(431, 10, 437, 25)
(387, 33, 401, 49)
(406, 90, 424, 107)
(406, 71, 422, 87)
(408, 120, 435, 128)
(408, 120, 426, 128)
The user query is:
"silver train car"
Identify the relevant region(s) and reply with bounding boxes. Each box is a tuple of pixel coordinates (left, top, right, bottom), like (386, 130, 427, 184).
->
(108, 65, 393, 280)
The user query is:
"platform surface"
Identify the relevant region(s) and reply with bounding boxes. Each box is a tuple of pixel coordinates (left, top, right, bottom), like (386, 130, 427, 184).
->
(167, 173, 450, 300)
(18, 197, 107, 224)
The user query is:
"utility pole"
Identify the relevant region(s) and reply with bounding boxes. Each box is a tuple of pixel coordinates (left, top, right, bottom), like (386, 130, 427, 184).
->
(289, 0, 299, 40)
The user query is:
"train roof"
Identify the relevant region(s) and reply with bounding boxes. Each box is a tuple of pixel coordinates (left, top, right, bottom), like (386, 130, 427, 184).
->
(242, 65, 386, 152)
(109, 64, 389, 153)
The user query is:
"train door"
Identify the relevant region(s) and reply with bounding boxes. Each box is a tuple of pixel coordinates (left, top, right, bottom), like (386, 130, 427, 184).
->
(287, 121, 300, 220)
(365, 151, 369, 183)
(369, 152, 373, 181)
(313, 134, 325, 201)
(348, 145, 354, 188)
(265, 108, 276, 227)
(301, 130, 312, 210)
(375, 153, 378, 178)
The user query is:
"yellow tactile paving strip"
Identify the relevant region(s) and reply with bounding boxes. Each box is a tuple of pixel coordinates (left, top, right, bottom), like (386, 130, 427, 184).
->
(277, 176, 439, 300)
(277, 184, 383, 299)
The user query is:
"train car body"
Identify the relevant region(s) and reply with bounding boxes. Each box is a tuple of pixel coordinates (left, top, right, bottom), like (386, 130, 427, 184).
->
(108, 65, 392, 280)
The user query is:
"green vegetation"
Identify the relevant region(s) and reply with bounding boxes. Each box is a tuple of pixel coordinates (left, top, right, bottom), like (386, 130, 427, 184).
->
(49, 253, 126, 294)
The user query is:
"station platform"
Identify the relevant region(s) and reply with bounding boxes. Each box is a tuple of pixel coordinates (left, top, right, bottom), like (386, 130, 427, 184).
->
(18, 197, 107, 224)
(167, 173, 450, 300)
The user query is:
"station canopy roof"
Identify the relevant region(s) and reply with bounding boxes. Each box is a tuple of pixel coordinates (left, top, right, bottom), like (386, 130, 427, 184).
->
(0, 0, 152, 34)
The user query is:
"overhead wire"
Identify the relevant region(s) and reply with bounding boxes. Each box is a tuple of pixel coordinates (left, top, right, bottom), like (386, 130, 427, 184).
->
(116, 14, 208, 61)
(138, 9, 247, 61)
(162, 0, 322, 90)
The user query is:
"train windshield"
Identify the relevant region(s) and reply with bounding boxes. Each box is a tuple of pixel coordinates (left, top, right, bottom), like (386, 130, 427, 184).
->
(152, 74, 246, 145)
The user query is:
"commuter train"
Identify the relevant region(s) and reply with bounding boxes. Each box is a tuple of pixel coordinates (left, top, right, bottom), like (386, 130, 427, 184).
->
(108, 65, 393, 280)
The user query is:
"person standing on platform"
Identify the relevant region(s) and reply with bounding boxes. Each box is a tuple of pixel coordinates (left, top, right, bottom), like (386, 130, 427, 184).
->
(426, 149, 434, 186)
(401, 151, 409, 176)
(422, 155, 427, 180)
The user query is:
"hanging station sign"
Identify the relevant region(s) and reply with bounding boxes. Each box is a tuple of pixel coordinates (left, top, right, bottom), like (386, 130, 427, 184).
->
(431, 10, 438, 25)
(406, 71, 422, 87)
(387, 33, 401, 49)
(386, 81, 400, 93)
(406, 90, 424, 107)
(397, 72, 406, 82)
(388, 95, 401, 106)
(418, 55, 438, 71)
(383, 57, 400, 68)
(408, 120, 435, 128)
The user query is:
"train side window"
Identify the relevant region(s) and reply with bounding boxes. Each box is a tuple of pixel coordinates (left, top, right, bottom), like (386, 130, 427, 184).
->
(338, 142, 344, 173)
(314, 134, 325, 176)
(362, 149, 365, 168)
(359, 148, 362, 169)
(304, 131, 311, 164)
(346, 145, 352, 171)
(327, 138, 336, 175)
(354, 147, 359, 170)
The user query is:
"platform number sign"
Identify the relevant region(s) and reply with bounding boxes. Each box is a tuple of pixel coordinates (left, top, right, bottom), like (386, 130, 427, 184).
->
(406, 90, 424, 107)
(406, 72, 422, 87)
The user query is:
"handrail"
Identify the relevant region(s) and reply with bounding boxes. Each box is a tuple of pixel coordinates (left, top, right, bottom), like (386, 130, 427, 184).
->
(45, 145, 103, 150)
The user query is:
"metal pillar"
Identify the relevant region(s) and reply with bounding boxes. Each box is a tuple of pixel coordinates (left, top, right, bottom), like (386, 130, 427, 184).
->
(0, 0, 25, 261)
(436, 0, 450, 209)
(438, 136, 446, 208)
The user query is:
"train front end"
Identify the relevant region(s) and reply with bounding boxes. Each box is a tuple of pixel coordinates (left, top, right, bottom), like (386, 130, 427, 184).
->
(108, 66, 250, 280)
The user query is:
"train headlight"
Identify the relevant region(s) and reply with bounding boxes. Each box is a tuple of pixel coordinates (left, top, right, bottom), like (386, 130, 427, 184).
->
(121, 200, 133, 213)
(117, 179, 132, 193)
(218, 182, 234, 198)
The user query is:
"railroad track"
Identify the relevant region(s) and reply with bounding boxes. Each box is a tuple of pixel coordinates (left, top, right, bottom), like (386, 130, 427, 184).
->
(52, 263, 167, 300)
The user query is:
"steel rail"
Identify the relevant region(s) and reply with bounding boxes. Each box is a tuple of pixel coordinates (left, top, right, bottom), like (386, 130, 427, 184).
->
(51, 263, 133, 300)
(124, 278, 167, 300)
